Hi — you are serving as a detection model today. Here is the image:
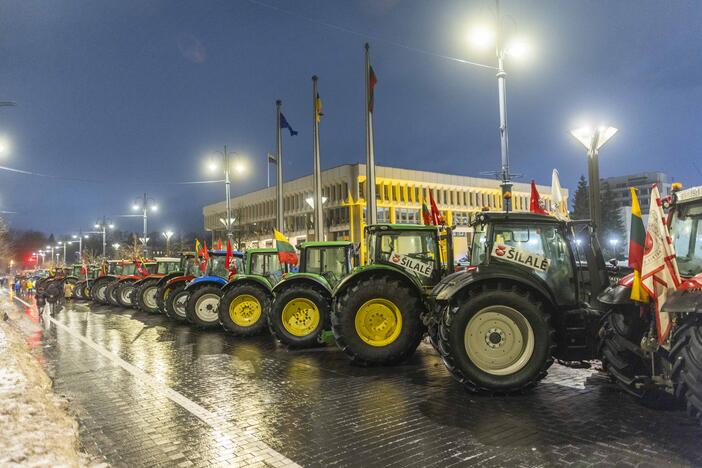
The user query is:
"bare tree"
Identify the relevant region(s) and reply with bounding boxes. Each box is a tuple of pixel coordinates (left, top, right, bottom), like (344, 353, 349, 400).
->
(0, 216, 9, 271)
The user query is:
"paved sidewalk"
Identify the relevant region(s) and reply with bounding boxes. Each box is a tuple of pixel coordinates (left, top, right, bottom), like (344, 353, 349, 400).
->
(9, 296, 702, 467)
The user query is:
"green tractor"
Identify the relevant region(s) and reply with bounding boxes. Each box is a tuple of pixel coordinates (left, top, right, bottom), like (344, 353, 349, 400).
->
(217, 248, 285, 336)
(428, 212, 608, 393)
(331, 224, 454, 365)
(268, 241, 355, 348)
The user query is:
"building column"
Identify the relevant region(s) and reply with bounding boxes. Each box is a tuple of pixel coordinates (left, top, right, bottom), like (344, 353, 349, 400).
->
(389, 206, 396, 224)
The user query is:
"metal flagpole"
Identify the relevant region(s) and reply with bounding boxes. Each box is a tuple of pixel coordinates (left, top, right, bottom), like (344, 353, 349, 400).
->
(275, 100, 284, 231)
(364, 43, 377, 225)
(312, 75, 324, 241)
(495, 0, 513, 210)
(224, 145, 232, 240)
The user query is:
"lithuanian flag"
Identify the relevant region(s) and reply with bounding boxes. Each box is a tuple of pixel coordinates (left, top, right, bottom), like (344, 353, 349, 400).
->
(629, 187, 648, 302)
(421, 199, 433, 225)
(274, 229, 298, 265)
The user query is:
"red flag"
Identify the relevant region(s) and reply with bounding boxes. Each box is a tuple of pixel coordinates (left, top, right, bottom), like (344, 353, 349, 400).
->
(429, 190, 445, 225)
(216, 239, 222, 250)
(225, 239, 233, 272)
(530, 180, 548, 215)
(200, 242, 209, 273)
(421, 199, 433, 225)
(81, 256, 87, 276)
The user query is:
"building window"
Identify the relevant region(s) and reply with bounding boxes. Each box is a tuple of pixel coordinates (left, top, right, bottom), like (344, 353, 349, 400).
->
(397, 208, 420, 224)
(377, 207, 390, 223)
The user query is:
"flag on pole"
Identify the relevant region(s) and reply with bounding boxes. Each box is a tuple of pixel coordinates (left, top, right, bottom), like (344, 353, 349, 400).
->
(280, 113, 298, 136)
(200, 241, 209, 273)
(81, 256, 87, 275)
(315, 93, 323, 123)
(530, 180, 549, 215)
(368, 65, 377, 113)
(274, 229, 298, 265)
(225, 239, 234, 272)
(551, 169, 565, 213)
(629, 188, 648, 302)
(421, 199, 433, 225)
(429, 189, 445, 225)
(216, 239, 222, 250)
(640, 185, 681, 344)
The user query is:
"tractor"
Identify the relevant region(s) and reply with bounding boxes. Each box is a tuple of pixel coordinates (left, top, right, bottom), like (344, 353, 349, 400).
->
(183, 250, 244, 328)
(90, 260, 134, 304)
(268, 241, 355, 348)
(599, 184, 702, 424)
(331, 224, 455, 365)
(151, 253, 199, 315)
(428, 212, 609, 393)
(217, 248, 285, 336)
(61, 263, 84, 299)
(110, 260, 158, 307)
(130, 256, 184, 313)
(73, 264, 99, 300)
(161, 255, 207, 321)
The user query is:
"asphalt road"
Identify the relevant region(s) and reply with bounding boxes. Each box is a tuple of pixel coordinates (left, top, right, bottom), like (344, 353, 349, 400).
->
(9, 296, 702, 467)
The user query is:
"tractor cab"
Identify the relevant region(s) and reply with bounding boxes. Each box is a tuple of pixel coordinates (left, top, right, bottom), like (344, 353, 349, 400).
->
(154, 257, 181, 275)
(298, 241, 355, 289)
(669, 186, 702, 279)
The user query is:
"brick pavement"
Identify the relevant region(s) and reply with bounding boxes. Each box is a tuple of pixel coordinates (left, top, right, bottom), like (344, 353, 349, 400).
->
(16, 300, 702, 467)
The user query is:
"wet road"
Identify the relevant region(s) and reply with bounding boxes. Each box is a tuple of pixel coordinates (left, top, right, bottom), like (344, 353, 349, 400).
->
(10, 296, 702, 467)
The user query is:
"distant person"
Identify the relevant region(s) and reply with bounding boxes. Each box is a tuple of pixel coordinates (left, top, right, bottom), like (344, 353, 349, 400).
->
(26, 278, 34, 297)
(13, 278, 20, 296)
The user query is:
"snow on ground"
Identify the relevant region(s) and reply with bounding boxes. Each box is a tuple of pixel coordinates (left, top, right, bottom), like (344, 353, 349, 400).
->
(0, 293, 97, 467)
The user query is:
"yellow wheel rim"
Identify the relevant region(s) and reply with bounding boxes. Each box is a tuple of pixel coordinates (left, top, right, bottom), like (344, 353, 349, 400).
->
(281, 298, 320, 337)
(354, 298, 403, 347)
(229, 294, 262, 327)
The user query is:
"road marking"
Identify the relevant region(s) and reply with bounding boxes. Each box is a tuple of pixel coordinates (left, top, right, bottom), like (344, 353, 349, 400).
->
(11, 295, 299, 468)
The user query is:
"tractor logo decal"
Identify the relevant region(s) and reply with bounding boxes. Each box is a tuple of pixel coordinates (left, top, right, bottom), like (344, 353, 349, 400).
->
(491, 244, 550, 272)
(388, 252, 434, 278)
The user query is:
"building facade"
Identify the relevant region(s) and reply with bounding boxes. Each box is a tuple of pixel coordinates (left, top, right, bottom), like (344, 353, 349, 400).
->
(602, 172, 671, 213)
(203, 163, 567, 259)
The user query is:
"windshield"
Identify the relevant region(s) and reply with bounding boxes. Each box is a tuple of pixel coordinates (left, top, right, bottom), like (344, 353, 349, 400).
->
(671, 204, 702, 277)
(157, 261, 179, 274)
(470, 223, 488, 265)
(305, 247, 350, 277)
(209, 256, 229, 278)
(250, 253, 282, 276)
(185, 259, 203, 277)
(370, 229, 438, 285)
(121, 264, 136, 275)
(111, 264, 123, 275)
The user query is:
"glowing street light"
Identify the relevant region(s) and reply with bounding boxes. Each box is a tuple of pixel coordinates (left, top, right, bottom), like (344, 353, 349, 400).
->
(467, 4, 533, 211)
(570, 125, 618, 230)
(162, 230, 174, 255)
(95, 217, 115, 259)
(206, 146, 247, 240)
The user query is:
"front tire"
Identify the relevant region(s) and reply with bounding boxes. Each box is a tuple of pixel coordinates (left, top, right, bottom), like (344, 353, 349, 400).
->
(219, 284, 271, 336)
(136, 281, 160, 313)
(672, 318, 702, 425)
(116, 281, 136, 308)
(164, 283, 189, 321)
(105, 282, 120, 306)
(90, 278, 112, 304)
(269, 284, 329, 348)
(436, 283, 554, 394)
(332, 276, 425, 365)
(185, 286, 223, 329)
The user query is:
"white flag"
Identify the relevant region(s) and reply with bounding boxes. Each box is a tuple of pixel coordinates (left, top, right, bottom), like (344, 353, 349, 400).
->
(551, 169, 567, 219)
(641, 185, 681, 344)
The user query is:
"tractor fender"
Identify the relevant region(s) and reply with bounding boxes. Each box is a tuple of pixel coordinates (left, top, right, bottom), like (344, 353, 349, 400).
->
(166, 275, 195, 287)
(64, 275, 80, 282)
(156, 271, 184, 288)
(272, 273, 332, 296)
(133, 276, 161, 288)
(221, 274, 273, 293)
(332, 264, 423, 300)
(598, 283, 635, 306)
(431, 265, 557, 308)
(117, 276, 140, 284)
(184, 276, 227, 291)
(662, 290, 702, 314)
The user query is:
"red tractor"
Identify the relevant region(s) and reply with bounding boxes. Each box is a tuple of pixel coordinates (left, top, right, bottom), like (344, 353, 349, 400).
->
(599, 184, 702, 423)
(108, 259, 157, 307)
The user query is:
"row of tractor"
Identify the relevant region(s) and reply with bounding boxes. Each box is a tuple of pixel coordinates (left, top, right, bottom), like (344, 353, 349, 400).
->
(35, 185, 702, 425)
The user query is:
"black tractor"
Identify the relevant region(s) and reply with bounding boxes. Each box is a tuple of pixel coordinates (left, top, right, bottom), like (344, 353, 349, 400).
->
(599, 184, 702, 423)
(428, 211, 609, 394)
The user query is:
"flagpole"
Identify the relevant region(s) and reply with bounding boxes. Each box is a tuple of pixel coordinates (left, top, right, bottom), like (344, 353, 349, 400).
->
(312, 75, 324, 241)
(275, 100, 284, 232)
(365, 43, 377, 225)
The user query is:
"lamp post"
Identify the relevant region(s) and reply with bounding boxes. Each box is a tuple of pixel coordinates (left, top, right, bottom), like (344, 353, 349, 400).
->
(112, 243, 121, 257)
(468, 1, 531, 210)
(57, 241, 67, 265)
(207, 147, 246, 240)
(45, 245, 55, 267)
(132, 193, 158, 255)
(162, 231, 174, 255)
(570, 125, 618, 231)
(72, 232, 89, 261)
(94, 217, 115, 259)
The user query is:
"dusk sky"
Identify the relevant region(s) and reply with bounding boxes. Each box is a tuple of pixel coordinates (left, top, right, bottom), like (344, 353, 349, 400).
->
(0, 0, 700, 236)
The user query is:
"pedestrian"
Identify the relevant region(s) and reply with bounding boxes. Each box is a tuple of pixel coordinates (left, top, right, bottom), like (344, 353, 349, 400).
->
(26, 278, 34, 297)
(13, 278, 20, 297)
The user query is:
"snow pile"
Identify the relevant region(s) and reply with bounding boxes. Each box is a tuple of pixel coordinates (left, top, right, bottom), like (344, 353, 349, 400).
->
(0, 296, 90, 467)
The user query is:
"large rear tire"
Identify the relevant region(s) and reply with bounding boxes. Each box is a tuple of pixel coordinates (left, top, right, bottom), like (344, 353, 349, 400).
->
(269, 284, 329, 348)
(164, 283, 189, 321)
(105, 282, 120, 306)
(436, 283, 554, 394)
(672, 318, 702, 425)
(74, 281, 85, 300)
(136, 280, 160, 314)
(331, 275, 425, 365)
(90, 278, 112, 304)
(219, 283, 271, 337)
(116, 281, 136, 308)
(185, 286, 222, 329)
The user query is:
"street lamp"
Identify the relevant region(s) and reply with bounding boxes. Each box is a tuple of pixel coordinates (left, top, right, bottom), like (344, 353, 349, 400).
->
(57, 241, 67, 265)
(112, 243, 121, 257)
(162, 231, 174, 255)
(468, 4, 532, 211)
(95, 217, 115, 259)
(207, 146, 247, 241)
(570, 125, 618, 230)
(132, 193, 157, 255)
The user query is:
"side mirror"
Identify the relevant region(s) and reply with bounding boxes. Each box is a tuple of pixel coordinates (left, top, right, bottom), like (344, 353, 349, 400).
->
(608, 258, 618, 267)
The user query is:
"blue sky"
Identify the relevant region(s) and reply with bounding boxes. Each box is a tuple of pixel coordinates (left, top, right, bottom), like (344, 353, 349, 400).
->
(0, 0, 700, 235)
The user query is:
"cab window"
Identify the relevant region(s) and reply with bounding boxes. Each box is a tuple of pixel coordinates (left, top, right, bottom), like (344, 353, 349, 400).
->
(373, 229, 438, 285)
(305, 247, 349, 277)
(250, 253, 282, 276)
